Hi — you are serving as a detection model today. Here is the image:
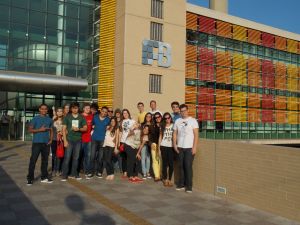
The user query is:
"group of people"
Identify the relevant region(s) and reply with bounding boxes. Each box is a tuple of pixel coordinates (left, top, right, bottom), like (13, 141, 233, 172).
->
(26, 100, 199, 193)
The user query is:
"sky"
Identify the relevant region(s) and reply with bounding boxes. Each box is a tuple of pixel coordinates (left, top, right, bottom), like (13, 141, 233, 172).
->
(187, 0, 300, 34)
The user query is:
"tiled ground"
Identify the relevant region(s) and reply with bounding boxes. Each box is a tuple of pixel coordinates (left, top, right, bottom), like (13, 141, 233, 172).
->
(0, 141, 299, 225)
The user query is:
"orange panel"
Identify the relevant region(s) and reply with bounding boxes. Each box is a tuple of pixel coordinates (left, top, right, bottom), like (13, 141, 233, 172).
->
(232, 107, 247, 122)
(248, 72, 261, 87)
(185, 86, 197, 104)
(275, 75, 286, 90)
(248, 108, 260, 122)
(187, 104, 197, 117)
(186, 13, 198, 31)
(216, 51, 231, 67)
(216, 20, 232, 38)
(186, 45, 197, 61)
(248, 29, 261, 45)
(275, 62, 286, 76)
(216, 106, 231, 121)
(248, 58, 261, 72)
(186, 62, 197, 79)
(275, 36, 286, 51)
(216, 89, 231, 106)
(275, 96, 286, 110)
(275, 111, 286, 124)
(216, 67, 231, 84)
(248, 93, 261, 108)
(232, 25, 247, 42)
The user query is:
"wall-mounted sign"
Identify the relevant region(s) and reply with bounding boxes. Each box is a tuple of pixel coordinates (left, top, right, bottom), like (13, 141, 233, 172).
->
(142, 40, 172, 68)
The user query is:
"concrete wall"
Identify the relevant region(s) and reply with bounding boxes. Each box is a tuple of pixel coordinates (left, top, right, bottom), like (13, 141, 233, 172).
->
(114, 0, 186, 118)
(193, 139, 300, 222)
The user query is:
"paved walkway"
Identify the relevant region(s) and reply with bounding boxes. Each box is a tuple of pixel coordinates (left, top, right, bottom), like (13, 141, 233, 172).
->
(0, 141, 299, 225)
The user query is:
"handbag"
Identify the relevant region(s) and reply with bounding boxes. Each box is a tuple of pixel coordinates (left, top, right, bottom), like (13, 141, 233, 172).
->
(119, 143, 125, 153)
(56, 134, 64, 158)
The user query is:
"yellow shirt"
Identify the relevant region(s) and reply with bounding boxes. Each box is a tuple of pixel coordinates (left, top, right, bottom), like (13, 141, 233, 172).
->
(137, 111, 147, 124)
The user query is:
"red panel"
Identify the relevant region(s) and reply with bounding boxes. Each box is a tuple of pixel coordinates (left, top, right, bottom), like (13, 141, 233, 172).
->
(199, 64, 214, 81)
(262, 75, 275, 88)
(199, 47, 214, 64)
(262, 33, 275, 48)
(262, 60, 275, 88)
(262, 94, 274, 109)
(262, 110, 274, 123)
(198, 105, 214, 121)
(262, 60, 274, 74)
(198, 16, 215, 34)
(198, 87, 214, 105)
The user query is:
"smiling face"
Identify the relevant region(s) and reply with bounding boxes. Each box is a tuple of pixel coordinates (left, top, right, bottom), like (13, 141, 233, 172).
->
(56, 109, 63, 118)
(180, 106, 188, 119)
(143, 126, 149, 135)
(39, 105, 48, 116)
(83, 105, 91, 114)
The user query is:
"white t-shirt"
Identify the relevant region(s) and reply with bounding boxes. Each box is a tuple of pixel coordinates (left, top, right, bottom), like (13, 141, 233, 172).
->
(160, 124, 173, 147)
(125, 129, 141, 149)
(174, 117, 199, 148)
(103, 130, 116, 148)
(149, 109, 162, 116)
(120, 119, 135, 143)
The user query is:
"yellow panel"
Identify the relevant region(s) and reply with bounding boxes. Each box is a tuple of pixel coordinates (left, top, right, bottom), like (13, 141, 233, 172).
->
(287, 78, 298, 91)
(288, 111, 298, 124)
(232, 107, 247, 122)
(232, 91, 246, 106)
(232, 69, 247, 85)
(232, 25, 247, 42)
(232, 54, 246, 69)
(287, 97, 298, 110)
(287, 39, 298, 53)
(98, 0, 116, 107)
(287, 64, 298, 78)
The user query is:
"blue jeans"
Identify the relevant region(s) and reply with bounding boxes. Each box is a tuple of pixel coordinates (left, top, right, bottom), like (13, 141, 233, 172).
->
(141, 145, 150, 175)
(62, 141, 81, 178)
(82, 142, 91, 174)
(90, 140, 104, 174)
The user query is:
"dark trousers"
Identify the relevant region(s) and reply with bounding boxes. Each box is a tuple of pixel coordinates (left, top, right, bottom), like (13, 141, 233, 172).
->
(51, 140, 62, 172)
(103, 146, 114, 175)
(125, 144, 140, 177)
(161, 146, 174, 180)
(27, 143, 50, 180)
(178, 148, 194, 190)
(120, 142, 127, 173)
(82, 142, 92, 174)
(90, 140, 104, 174)
(62, 141, 81, 177)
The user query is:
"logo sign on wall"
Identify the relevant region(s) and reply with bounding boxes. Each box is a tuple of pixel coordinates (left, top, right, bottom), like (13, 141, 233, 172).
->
(142, 40, 172, 68)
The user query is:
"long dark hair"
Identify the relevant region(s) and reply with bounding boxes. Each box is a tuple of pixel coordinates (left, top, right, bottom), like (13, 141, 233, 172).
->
(140, 124, 150, 141)
(121, 109, 131, 120)
(160, 112, 173, 137)
(108, 117, 118, 136)
(142, 112, 153, 126)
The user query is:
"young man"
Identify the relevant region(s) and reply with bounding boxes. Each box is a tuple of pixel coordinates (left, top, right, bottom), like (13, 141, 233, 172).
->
(108, 107, 114, 119)
(137, 102, 147, 124)
(89, 106, 110, 178)
(61, 102, 87, 181)
(27, 104, 53, 185)
(149, 100, 162, 115)
(90, 102, 99, 115)
(81, 103, 93, 178)
(173, 104, 199, 193)
(171, 101, 181, 122)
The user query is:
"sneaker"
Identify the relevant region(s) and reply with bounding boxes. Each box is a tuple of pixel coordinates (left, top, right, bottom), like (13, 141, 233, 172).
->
(41, 178, 53, 184)
(147, 174, 152, 179)
(142, 175, 147, 180)
(176, 186, 185, 191)
(85, 174, 93, 180)
(96, 173, 103, 178)
(186, 189, 193, 193)
(61, 177, 67, 182)
(134, 177, 143, 182)
(68, 176, 76, 179)
(27, 180, 33, 186)
(75, 176, 82, 180)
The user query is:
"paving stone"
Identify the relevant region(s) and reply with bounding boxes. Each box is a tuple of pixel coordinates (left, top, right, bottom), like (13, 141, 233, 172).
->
(171, 213, 201, 224)
(136, 209, 165, 219)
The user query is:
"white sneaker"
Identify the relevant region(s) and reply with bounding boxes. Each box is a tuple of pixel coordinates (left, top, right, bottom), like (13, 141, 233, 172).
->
(41, 178, 53, 184)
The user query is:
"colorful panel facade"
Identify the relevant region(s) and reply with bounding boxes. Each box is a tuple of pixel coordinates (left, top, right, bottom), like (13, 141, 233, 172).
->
(186, 12, 300, 139)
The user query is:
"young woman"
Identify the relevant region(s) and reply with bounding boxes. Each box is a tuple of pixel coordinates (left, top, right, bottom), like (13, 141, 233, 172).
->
(141, 112, 153, 127)
(51, 107, 64, 176)
(149, 112, 162, 182)
(118, 109, 135, 178)
(63, 103, 70, 116)
(137, 125, 151, 179)
(114, 108, 122, 124)
(159, 112, 174, 187)
(125, 123, 143, 183)
(112, 108, 122, 172)
(103, 117, 119, 180)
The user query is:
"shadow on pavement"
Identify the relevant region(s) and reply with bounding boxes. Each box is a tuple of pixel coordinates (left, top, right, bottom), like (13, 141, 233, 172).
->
(65, 194, 116, 225)
(0, 143, 28, 153)
(0, 166, 51, 225)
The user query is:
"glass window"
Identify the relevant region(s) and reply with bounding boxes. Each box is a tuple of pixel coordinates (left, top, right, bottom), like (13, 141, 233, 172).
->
(48, 0, 60, 15)
(47, 14, 64, 30)
(30, 0, 47, 11)
(0, 5, 9, 21)
(149, 74, 162, 93)
(9, 38, 28, 58)
(0, 57, 7, 69)
(30, 11, 45, 27)
(197, 33, 208, 46)
(65, 3, 79, 18)
(80, 6, 92, 22)
(46, 29, 59, 44)
(79, 21, 89, 35)
(151, 0, 164, 19)
(77, 65, 89, 79)
(8, 58, 27, 72)
(63, 64, 77, 77)
(12, 0, 28, 8)
(29, 26, 45, 42)
(12, 7, 28, 24)
(63, 47, 78, 64)
(65, 18, 78, 33)
(46, 44, 58, 62)
(28, 43, 45, 61)
(27, 60, 44, 73)
(10, 23, 28, 39)
(65, 32, 78, 47)
(45, 62, 57, 75)
(150, 22, 163, 41)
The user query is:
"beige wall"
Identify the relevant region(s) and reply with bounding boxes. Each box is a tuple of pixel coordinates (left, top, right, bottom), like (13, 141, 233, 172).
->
(193, 140, 300, 222)
(114, 0, 186, 118)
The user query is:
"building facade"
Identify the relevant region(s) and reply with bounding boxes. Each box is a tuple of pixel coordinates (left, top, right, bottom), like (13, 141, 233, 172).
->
(0, 0, 300, 140)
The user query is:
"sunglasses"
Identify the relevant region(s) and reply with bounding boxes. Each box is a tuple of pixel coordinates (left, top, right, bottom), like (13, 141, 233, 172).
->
(155, 116, 161, 119)
(164, 117, 171, 120)
(108, 110, 113, 113)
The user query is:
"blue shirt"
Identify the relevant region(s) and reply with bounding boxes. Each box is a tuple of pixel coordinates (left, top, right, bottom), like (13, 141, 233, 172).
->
(30, 115, 53, 143)
(92, 116, 110, 141)
(171, 113, 181, 122)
